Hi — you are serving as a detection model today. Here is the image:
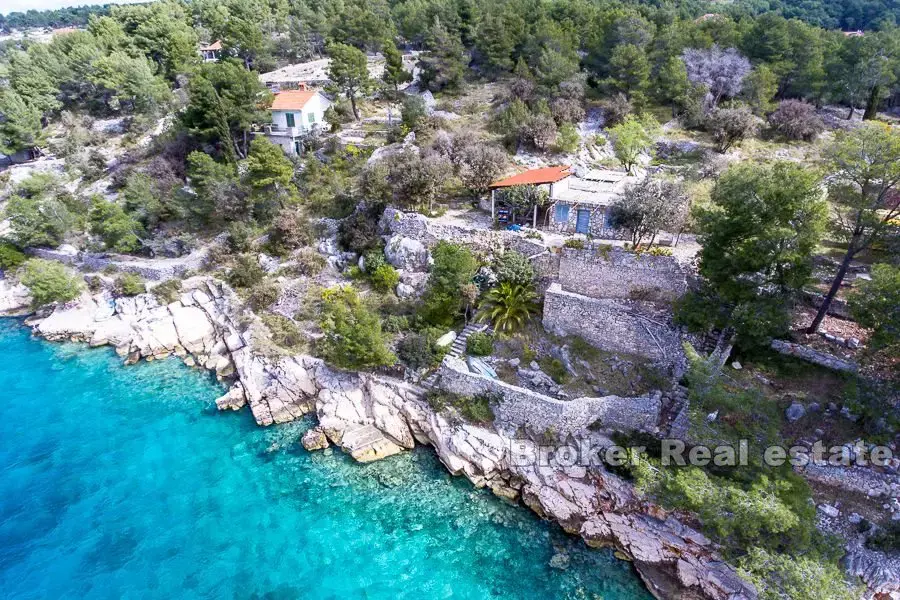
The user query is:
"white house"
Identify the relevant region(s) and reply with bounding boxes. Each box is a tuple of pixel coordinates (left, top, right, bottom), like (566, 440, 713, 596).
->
(262, 89, 331, 155)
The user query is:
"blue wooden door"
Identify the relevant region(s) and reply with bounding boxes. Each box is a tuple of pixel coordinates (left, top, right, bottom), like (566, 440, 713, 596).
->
(576, 209, 590, 234)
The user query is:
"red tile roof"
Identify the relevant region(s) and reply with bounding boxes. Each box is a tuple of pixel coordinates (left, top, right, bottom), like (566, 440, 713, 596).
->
(200, 40, 223, 51)
(270, 90, 317, 110)
(489, 166, 572, 188)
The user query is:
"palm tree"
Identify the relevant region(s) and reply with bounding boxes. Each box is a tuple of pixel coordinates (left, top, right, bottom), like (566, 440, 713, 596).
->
(476, 282, 539, 333)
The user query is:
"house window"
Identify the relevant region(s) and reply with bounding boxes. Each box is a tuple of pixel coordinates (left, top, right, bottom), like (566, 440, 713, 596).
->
(554, 203, 570, 222)
(285, 113, 295, 128)
(308, 112, 315, 123)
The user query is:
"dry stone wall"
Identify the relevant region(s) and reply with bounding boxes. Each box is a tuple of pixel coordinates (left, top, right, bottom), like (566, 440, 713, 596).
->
(380, 208, 545, 257)
(543, 284, 686, 372)
(436, 356, 661, 436)
(557, 247, 690, 302)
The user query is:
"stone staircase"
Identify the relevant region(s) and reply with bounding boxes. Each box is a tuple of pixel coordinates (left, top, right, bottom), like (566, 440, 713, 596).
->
(340, 424, 403, 463)
(421, 323, 489, 389)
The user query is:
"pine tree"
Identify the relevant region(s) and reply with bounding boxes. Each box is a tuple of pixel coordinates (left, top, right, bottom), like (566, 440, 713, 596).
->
(417, 18, 467, 93)
(327, 42, 370, 120)
(381, 38, 411, 94)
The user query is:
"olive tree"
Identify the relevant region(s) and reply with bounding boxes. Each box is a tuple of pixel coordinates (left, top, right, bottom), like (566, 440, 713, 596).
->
(609, 178, 689, 248)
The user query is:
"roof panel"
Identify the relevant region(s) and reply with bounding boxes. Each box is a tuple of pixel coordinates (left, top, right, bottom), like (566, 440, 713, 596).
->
(489, 166, 572, 188)
(270, 90, 318, 110)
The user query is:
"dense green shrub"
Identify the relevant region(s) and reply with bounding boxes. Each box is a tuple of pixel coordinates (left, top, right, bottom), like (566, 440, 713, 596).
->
(633, 462, 814, 550)
(419, 241, 478, 327)
(363, 250, 386, 274)
(5, 194, 75, 248)
(737, 547, 858, 600)
(382, 314, 410, 333)
(493, 251, 535, 286)
(397, 330, 446, 370)
(370, 264, 400, 293)
(226, 222, 256, 253)
(20, 259, 83, 307)
(318, 286, 396, 370)
(338, 205, 384, 254)
(89, 197, 141, 253)
(114, 272, 145, 296)
(466, 331, 494, 356)
(563, 238, 585, 249)
(0, 242, 26, 271)
(227, 254, 266, 289)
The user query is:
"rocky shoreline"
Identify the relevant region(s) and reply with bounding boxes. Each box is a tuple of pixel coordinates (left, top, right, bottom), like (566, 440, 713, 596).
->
(2, 276, 756, 599)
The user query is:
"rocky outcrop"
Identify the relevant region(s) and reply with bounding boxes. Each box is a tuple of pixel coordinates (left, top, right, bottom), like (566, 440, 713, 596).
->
(30, 276, 240, 379)
(20, 274, 756, 600)
(384, 234, 431, 271)
(0, 279, 32, 316)
(301, 426, 330, 451)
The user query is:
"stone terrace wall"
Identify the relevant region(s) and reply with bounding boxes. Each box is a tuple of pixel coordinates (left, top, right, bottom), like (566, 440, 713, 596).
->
(380, 208, 546, 257)
(543, 283, 686, 370)
(557, 247, 689, 302)
(436, 356, 661, 436)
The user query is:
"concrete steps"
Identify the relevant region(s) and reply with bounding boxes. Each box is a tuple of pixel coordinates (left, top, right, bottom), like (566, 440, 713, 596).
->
(340, 424, 403, 463)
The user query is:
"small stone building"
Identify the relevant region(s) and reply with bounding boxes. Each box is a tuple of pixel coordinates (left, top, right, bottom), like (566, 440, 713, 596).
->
(489, 166, 637, 236)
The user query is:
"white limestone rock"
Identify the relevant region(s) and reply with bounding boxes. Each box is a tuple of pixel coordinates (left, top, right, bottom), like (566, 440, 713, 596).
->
(384, 235, 430, 272)
(0, 279, 32, 315)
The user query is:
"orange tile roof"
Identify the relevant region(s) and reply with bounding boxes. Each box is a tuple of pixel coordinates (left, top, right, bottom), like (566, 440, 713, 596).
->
(489, 166, 572, 188)
(201, 40, 223, 51)
(270, 90, 317, 110)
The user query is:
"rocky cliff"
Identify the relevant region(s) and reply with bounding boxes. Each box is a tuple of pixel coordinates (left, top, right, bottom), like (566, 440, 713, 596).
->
(1, 277, 756, 600)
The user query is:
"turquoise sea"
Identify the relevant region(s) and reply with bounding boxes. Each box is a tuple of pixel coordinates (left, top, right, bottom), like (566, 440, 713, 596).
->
(0, 319, 650, 600)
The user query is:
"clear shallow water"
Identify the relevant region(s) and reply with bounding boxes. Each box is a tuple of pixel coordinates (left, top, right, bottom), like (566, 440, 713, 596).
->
(0, 319, 651, 600)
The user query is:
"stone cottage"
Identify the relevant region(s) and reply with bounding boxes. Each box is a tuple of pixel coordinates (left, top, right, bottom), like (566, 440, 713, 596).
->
(489, 166, 637, 236)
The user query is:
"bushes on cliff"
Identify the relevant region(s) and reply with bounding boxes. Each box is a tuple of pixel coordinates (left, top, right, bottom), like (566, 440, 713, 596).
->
(151, 279, 182, 304)
(318, 285, 396, 370)
(425, 390, 497, 424)
(0, 242, 26, 271)
(20, 259, 83, 307)
(419, 241, 478, 327)
(737, 547, 858, 600)
(89, 197, 142, 254)
(397, 330, 447, 371)
(227, 254, 266, 289)
(114, 272, 145, 296)
(370, 264, 400, 293)
(267, 209, 314, 257)
(466, 331, 494, 356)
